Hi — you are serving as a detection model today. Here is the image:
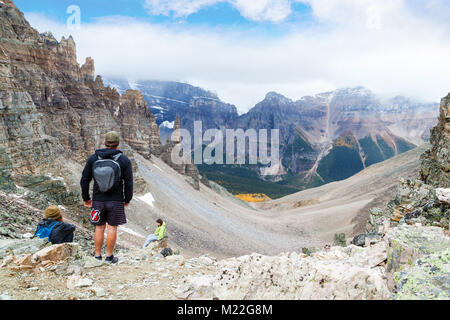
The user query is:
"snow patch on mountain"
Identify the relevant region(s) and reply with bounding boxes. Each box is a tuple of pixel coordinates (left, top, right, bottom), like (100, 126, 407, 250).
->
(137, 192, 155, 208)
(161, 121, 174, 129)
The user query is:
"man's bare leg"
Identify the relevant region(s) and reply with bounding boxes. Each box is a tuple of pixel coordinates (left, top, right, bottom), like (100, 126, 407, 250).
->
(94, 224, 106, 257)
(106, 224, 118, 257)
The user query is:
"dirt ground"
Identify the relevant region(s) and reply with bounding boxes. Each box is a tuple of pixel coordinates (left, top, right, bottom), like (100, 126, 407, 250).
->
(0, 248, 217, 300)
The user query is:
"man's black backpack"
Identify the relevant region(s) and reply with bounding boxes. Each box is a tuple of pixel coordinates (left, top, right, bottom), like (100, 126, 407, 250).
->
(93, 154, 122, 193)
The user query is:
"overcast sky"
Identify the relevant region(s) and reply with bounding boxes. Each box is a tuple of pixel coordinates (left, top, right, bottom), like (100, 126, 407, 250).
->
(17, 0, 450, 113)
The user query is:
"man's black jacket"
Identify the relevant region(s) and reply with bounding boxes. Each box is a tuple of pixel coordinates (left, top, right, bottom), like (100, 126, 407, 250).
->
(80, 148, 134, 203)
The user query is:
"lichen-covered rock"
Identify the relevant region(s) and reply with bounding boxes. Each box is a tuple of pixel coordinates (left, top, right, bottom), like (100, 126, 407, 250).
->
(394, 248, 450, 300)
(366, 207, 386, 233)
(388, 178, 435, 222)
(385, 225, 450, 291)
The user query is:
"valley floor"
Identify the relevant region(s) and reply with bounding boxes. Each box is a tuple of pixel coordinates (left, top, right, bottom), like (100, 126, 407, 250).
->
(119, 144, 427, 258)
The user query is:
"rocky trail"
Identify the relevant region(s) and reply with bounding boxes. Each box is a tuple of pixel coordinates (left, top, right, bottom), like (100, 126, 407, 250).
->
(0, 241, 219, 300)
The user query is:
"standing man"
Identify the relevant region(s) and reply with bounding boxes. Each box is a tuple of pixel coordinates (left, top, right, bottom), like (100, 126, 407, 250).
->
(80, 131, 133, 264)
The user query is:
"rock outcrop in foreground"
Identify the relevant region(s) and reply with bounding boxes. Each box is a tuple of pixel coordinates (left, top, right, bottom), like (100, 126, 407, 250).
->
(176, 243, 390, 300)
(421, 93, 450, 188)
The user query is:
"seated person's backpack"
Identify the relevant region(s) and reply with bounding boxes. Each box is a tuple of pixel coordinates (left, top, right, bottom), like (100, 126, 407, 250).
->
(35, 221, 61, 240)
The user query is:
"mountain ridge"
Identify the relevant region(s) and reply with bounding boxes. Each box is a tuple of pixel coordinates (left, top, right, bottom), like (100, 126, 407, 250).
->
(105, 77, 438, 196)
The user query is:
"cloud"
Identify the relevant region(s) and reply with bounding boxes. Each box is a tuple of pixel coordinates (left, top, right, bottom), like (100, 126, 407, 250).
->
(23, 0, 450, 113)
(144, 0, 293, 22)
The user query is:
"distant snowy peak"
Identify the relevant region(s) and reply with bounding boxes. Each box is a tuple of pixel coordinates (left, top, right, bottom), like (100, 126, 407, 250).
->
(334, 86, 373, 97)
(160, 121, 174, 129)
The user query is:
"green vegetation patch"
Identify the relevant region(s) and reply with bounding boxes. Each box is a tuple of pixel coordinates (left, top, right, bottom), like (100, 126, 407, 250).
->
(359, 136, 385, 167)
(376, 136, 395, 159)
(394, 137, 416, 154)
(317, 144, 364, 183)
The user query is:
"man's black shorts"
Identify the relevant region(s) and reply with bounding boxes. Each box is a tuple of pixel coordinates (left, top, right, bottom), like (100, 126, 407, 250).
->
(91, 201, 127, 226)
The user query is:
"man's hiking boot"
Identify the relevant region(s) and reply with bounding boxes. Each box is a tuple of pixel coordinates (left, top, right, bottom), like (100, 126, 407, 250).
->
(105, 255, 119, 264)
(95, 256, 102, 261)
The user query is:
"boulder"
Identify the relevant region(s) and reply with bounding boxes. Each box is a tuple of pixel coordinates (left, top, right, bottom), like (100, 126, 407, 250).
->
(436, 188, 450, 205)
(175, 276, 215, 300)
(89, 287, 106, 297)
(366, 208, 384, 230)
(178, 244, 390, 300)
(351, 233, 381, 247)
(84, 256, 105, 269)
(32, 243, 79, 264)
(0, 238, 48, 259)
(67, 275, 93, 290)
(394, 247, 450, 300)
(389, 179, 435, 222)
(385, 224, 450, 291)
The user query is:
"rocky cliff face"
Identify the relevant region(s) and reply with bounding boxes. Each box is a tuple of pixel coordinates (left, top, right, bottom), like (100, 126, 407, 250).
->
(0, 0, 162, 202)
(420, 93, 450, 187)
(104, 78, 239, 132)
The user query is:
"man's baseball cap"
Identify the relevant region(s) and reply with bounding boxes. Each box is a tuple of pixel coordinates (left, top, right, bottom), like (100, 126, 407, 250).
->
(105, 131, 120, 144)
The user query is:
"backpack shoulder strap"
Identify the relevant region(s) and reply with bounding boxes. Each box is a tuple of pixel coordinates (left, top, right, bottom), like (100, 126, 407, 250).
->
(50, 221, 61, 229)
(113, 154, 122, 162)
(47, 221, 61, 235)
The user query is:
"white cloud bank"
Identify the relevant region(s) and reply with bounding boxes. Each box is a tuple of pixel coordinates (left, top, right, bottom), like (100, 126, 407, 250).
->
(24, 0, 450, 113)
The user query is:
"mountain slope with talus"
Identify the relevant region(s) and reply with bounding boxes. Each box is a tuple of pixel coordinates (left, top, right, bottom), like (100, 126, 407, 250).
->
(96, 144, 429, 257)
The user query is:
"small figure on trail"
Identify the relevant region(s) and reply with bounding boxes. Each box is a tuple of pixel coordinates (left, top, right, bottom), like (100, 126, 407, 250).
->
(80, 131, 134, 264)
(35, 205, 76, 244)
(143, 219, 166, 248)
